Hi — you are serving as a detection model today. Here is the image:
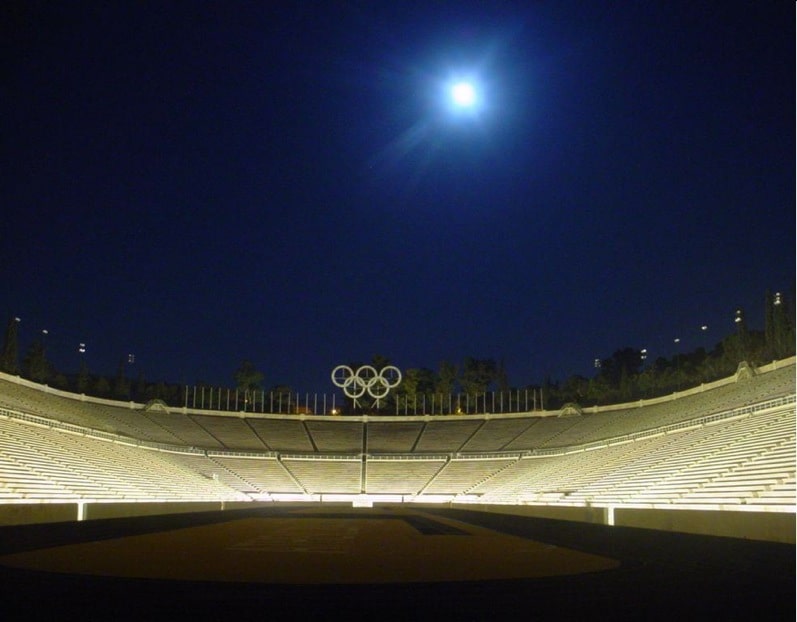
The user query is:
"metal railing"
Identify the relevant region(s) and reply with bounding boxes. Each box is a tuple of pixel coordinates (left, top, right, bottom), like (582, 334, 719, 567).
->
(182, 386, 545, 416)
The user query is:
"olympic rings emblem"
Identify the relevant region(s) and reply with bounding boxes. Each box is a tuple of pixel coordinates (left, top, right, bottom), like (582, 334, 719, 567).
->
(331, 365, 402, 400)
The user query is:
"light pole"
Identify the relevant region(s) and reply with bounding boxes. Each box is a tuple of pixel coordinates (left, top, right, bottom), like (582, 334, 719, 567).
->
(773, 292, 783, 356)
(735, 308, 748, 361)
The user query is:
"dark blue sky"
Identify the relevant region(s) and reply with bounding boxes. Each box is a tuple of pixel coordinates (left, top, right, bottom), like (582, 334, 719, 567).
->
(2, 2, 794, 391)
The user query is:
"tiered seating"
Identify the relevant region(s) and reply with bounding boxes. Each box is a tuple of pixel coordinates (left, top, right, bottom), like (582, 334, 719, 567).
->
(0, 436, 82, 500)
(676, 410, 795, 506)
(531, 411, 630, 448)
(414, 420, 482, 452)
(0, 378, 178, 443)
(156, 452, 254, 494)
(364, 456, 446, 494)
(0, 416, 247, 502)
(423, 458, 517, 494)
(108, 410, 187, 444)
(473, 438, 665, 502)
(305, 420, 363, 453)
(365, 421, 424, 453)
(504, 417, 581, 450)
(553, 407, 795, 507)
(281, 457, 361, 493)
(0, 362, 793, 509)
(190, 414, 267, 451)
(140, 412, 223, 448)
(246, 418, 314, 452)
(554, 365, 797, 447)
(460, 418, 535, 452)
(208, 455, 303, 494)
(751, 476, 796, 507)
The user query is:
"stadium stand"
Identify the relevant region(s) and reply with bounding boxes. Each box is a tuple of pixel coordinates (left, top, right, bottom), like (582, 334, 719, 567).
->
(364, 455, 447, 493)
(246, 417, 315, 452)
(208, 454, 303, 495)
(0, 358, 794, 542)
(414, 419, 482, 452)
(422, 456, 517, 494)
(281, 456, 362, 493)
(365, 420, 424, 452)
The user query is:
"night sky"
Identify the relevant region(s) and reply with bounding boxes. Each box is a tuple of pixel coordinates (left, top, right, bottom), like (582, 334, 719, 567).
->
(2, 2, 794, 391)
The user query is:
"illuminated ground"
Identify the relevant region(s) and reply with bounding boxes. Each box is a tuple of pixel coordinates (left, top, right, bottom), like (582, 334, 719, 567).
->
(0, 508, 617, 584)
(0, 505, 792, 621)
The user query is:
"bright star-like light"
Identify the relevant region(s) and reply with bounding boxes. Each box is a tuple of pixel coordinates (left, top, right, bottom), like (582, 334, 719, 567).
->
(451, 81, 476, 107)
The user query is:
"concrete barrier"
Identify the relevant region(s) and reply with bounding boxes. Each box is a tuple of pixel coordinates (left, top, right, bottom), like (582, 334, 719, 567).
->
(451, 503, 796, 544)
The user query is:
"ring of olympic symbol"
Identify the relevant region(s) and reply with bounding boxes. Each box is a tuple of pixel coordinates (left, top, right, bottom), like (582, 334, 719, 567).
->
(331, 365, 402, 400)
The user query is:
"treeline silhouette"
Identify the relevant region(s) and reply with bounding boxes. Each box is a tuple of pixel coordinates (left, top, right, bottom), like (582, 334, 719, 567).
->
(1, 292, 793, 411)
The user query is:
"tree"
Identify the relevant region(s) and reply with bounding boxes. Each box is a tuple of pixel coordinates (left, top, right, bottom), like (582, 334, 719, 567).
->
(0, 317, 21, 374)
(93, 376, 112, 397)
(76, 359, 91, 393)
(636, 367, 658, 398)
(371, 354, 391, 371)
(51, 373, 69, 390)
(766, 291, 795, 360)
(496, 359, 509, 392)
(113, 359, 131, 399)
(560, 374, 590, 404)
(765, 290, 776, 356)
(460, 358, 497, 410)
(598, 348, 645, 389)
(22, 340, 51, 383)
(586, 374, 612, 405)
(401, 368, 436, 397)
(133, 371, 147, 402)
(435, 360, 458, 395)
(234, 360, 264, 391)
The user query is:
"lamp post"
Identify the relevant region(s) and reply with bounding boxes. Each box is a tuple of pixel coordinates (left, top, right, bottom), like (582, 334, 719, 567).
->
(734, 308, 747, 344)
(773, 292, 783, 356)
(734, 308, 748, 361)
(127, 353, 135, 401)
(75, 342, 88, 393)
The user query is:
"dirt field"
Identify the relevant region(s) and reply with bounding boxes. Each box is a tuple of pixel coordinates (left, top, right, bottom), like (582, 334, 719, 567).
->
(0, 505, 793, 621)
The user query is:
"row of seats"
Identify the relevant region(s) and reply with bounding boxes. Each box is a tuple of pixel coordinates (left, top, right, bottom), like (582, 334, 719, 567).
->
(0, 363, 794, 509)
(2, 401, 792, 507)
(475, 406, 795, 508)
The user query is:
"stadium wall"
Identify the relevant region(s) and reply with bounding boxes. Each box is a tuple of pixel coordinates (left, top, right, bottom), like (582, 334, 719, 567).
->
(0, 501, 273, 526)
(0, 503, 77, 526)
(4, 499, 792, 544)
(452, 503, 796, 544)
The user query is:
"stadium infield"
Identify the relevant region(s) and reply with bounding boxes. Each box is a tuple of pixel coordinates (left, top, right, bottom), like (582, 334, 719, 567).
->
(0, 504, 793, 621)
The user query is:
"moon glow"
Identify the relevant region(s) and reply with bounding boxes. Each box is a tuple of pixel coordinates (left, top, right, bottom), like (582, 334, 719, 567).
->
(451, 82, 476, 107)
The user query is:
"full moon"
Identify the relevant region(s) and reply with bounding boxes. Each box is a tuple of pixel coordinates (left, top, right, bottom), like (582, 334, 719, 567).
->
(451, 81, 476, 107)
